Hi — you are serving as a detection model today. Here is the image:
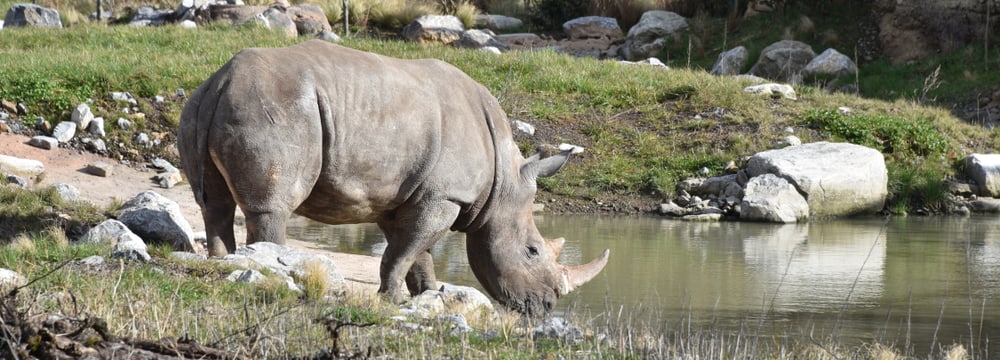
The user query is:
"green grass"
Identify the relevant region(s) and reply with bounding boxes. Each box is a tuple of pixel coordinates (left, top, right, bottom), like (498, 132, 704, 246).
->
(2, 23, 999, 208)
(1, 231, 978, 358)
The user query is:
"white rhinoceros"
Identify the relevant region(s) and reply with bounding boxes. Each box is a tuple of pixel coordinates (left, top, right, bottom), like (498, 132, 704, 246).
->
(177, 40, 609, 315)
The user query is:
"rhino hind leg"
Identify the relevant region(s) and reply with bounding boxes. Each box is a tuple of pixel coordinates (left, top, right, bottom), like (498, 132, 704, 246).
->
(201, 158, 238, 256)
(377, 201, 460, 303)
(405, 250, 438, 295)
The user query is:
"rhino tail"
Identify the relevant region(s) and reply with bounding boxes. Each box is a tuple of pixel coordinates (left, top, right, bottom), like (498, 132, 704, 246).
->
(178, 77, 227, 207)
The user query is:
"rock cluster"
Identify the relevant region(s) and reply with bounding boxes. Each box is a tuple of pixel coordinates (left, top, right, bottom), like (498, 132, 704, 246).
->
(660, 141, 889, 223)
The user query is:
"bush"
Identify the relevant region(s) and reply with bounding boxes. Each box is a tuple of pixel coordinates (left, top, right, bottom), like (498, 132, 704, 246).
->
(527, 0, 590, 32)
(804, 109, 950, 157)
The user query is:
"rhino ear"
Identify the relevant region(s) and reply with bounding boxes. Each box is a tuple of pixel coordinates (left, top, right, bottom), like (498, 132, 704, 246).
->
(521, 150, 571, 180)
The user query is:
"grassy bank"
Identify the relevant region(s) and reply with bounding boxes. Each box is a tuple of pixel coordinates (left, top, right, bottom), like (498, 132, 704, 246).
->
(0, 182, 982, 358)
(2, 24, 998, 214)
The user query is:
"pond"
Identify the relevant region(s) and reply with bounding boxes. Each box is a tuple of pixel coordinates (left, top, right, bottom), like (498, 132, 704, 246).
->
(287, 214, 1000, 356)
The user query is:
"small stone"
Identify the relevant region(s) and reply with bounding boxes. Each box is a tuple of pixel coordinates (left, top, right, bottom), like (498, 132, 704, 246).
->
(78, 255, 105, 266)
(86, 162, 114, 177)
(558, 143, 585, 154)
(134, 133, 150, 146)
(71, 103, 95, 131)
(117, 118, 132, 130)
(176, 89, 186, 97)
(81, 138, 107, 152)
(28, 136, 59, 150)
(87, 117, 106, 137)
(51, 183, 80, 201)
(51, 121, 77, 143)
(6, 175, 28, 188)
(16, 103, 27, 115)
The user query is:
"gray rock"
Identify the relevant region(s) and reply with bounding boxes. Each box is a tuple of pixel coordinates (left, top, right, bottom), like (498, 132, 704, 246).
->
(0, 268, 26, 290)
(745, 142, 887, 217)
(681, 213, 722, 221)
(52, 121, 77, 143)
(131, 5, 173, 26)
(82, 138, 107, 153)
(533, 317, 584, 343)
(0, 154, 45, 178)
(286, 4, 332, 36)
(134, 133, 150, 146)
(78, 255, 105, 266)
(261, 8, 298, 38)
(72, 103, 95, 131)
(969, 198, 1000, 213)
(740, 174, 809, 223)
(512, 120, 535, 136)
(317, 29, 340, 42)
(110, 232, 151, 262)
(5, 175, 27, 188)
(475, 14, 522, 30)
(236, 242, 346, 291)
(619, 57, 669, 70)
(621, 10, 688, 61)
(3, 3, 62, 28)
(28, 136, 58, 150)
(439, 283, 493, 310)
(743, 83, 797, 100)
(804, 48, 857, 78)
(118, 191, 197, 251)
(85, 162, 114, 177)
(437, 313, 473, 335)
(228, 269, 266, 283)
(562, 16, 622, 40)
(51, 183, 80, 201)
(117, 118, 132, 130)
(455, 29, 509, 50)
(658, 201, 688, 216)
(964, 154, 1000, 197)
(777, 135, 801, 148)
(80, 219, 134, 244)
(402, 15, 464, 44)
(154, 170, 183, 189)
(87, 117, 106, 137)
(170, 251, 207, 262)
(175, 0, 213, 21)
(748, 40, 816, 84)
(710, 46, 748, 76)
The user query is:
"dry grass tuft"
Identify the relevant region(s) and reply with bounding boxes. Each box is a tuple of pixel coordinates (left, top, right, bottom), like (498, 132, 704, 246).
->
(8, 233, 35, 252)
(296, 259, 331, 302)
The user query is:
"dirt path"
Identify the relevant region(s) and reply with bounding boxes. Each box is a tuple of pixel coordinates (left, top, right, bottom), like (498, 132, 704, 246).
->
(0, 133, 381, 292)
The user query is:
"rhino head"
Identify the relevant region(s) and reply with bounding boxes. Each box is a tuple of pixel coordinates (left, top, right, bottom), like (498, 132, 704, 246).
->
(465, 150, 610, 315)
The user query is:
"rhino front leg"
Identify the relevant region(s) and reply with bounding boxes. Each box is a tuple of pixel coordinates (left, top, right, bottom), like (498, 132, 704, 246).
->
(377, 201, 459, 304)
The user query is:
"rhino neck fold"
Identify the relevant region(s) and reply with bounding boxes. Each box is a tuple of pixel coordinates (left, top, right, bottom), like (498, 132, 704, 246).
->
(452, 100, 505, 233)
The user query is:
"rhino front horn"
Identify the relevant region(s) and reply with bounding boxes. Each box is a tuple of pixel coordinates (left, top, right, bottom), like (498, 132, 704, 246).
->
(560, 249, 610, 295)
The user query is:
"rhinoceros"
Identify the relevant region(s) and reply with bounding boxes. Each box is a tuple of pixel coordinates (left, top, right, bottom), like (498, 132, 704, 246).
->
(177, 40, 609, 315)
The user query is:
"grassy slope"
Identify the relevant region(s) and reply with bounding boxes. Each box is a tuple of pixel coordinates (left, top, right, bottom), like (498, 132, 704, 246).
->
(2, 22, 999, 215)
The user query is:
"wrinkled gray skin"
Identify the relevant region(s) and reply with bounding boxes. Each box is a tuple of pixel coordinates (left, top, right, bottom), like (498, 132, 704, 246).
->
(177, 40, 609, 315)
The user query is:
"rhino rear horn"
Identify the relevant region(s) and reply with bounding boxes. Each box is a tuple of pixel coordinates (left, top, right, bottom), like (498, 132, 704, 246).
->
(521, 150, 571, 180)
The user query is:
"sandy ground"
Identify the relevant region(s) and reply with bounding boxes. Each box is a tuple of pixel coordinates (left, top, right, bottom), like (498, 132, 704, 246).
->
(0, 132, 381, 293)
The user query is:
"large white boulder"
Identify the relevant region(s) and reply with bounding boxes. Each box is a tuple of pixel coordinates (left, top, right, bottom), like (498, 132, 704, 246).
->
(740, 174, 809, 223)
(745, 142, 887, 217)
(965, 154, 1000, 197)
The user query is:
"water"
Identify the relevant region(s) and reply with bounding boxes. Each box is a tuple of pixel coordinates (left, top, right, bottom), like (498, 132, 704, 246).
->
(288, 214, 1000, 355)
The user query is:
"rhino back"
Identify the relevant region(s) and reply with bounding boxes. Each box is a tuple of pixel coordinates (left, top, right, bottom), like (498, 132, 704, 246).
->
(195, 40, 502, 225)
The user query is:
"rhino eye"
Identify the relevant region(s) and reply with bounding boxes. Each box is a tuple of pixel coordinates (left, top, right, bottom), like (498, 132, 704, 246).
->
(527, 246, 539, 258)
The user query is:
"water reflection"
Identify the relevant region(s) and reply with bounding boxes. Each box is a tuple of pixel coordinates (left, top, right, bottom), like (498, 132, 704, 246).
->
(287, 214, 1000, 355)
